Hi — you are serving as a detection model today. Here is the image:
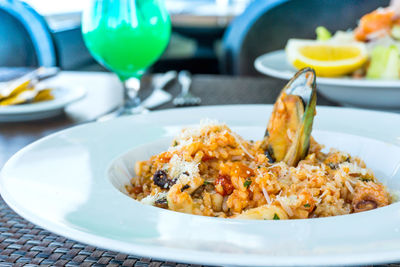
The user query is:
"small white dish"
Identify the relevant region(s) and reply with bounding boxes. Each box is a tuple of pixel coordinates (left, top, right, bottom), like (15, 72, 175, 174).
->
(0, 86, 86, 122)
(255, 50, 400, 110)
(1, 105, 400, 266)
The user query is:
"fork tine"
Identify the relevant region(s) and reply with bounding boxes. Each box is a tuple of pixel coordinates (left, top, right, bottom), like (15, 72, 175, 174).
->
(173, 71, 201, 107)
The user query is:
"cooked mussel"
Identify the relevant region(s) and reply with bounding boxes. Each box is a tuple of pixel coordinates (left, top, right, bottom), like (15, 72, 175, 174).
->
(262, 68, 317, 167)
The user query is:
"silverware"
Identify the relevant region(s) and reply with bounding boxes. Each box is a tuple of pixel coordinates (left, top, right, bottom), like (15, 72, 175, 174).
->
(0, 67, 59, 99)
(141, 70, 176, 109)
(173, 71, 201, 107)
(96, 71, 177, 122)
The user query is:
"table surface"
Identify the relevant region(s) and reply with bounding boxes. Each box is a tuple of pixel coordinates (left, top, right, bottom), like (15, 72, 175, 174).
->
(0, 71, 394, 266)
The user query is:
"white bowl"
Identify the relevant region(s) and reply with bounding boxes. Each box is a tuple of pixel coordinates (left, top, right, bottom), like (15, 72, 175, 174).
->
(2, 105, 400, 266)
(255, 50, 400, 110)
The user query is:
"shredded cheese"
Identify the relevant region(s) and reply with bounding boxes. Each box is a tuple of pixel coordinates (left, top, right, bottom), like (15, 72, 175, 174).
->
(276, 196, 294, 217)
(141, 192, 167, 205)
(345, 180, 355, 194)
(231, 132, 254, 159)
(262, 187, 272, 205)
(339, 162, 368, 176)
(168, 154, 199, 185)
(317, 190, 328, 204)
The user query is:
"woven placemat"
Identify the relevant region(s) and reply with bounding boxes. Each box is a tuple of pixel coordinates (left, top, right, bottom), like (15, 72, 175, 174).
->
(0, 195, 207, 267)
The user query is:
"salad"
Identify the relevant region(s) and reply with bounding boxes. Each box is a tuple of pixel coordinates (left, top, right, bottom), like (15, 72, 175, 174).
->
(285, 4, 400, 79)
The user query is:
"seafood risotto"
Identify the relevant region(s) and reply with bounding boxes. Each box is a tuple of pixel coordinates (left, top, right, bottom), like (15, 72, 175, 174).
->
(126, 69, 392, 219)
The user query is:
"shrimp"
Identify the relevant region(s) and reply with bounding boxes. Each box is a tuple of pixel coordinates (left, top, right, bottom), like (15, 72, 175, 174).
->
(354, 8, 395, 41)
(352, 183, 390, 213)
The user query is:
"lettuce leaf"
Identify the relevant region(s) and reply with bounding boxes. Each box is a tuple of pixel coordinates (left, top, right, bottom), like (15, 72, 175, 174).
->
(366, 45, 400, 79)
(391, 25, 400, 40)
(316, 26, 331, 41)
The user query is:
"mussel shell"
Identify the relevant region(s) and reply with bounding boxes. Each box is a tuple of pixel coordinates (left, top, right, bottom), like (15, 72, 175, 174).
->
(264, 68, 317, 166)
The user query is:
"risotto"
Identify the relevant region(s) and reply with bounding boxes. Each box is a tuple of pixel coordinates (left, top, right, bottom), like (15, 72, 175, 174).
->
(126, 119, 391, 219)
(126, 68, 392, 219)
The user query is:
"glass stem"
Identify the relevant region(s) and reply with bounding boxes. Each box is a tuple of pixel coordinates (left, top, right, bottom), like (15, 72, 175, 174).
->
(121, 77, 148, 114)
(123, 78, 140, 108)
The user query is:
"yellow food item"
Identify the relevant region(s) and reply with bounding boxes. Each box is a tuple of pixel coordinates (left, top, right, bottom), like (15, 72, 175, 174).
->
(33, 89, 54, 103)
(0, 79, 31, 100)
(286, 39, 368, 77)
(0, 89, 35, 106)
(0, 87, 54, 106)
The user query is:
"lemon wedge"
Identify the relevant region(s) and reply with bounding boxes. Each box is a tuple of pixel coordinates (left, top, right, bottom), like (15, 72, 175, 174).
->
(286, 39, 368, 77)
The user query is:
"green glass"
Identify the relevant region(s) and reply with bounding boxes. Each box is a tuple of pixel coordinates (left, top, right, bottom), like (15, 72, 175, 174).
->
(82, 0, 171, 114)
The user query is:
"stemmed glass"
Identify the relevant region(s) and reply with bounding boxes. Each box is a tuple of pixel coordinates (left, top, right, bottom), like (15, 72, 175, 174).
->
(82, 0, 171, 115)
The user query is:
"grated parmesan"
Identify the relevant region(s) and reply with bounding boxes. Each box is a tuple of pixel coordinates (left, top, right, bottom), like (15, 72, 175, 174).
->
(141, 192, 167, 205)
(339, 162, 369, 176)
(344, 180, 355, 194)
(231, 132, 254, 159)
(317, 190, 328, 204)
(276, 196, 294, 217)
(168, 154, 199, 185)
(178, 119, 225, 140)
(262, 187, 272, 205)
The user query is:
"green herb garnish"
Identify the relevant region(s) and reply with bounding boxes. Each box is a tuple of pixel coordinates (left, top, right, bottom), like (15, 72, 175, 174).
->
(273, 213, 280, 220)
(203, 181, 211, 185)
(316, 26, 332, 41)
(173, 140, 178, 146)
(304, 203, 310, 208)
(243, 178, 252, 188)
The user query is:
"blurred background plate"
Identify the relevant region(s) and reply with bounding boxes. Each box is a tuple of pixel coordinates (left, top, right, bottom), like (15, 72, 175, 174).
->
(0, 86, 86, 122)
(254, 50, 400, 110)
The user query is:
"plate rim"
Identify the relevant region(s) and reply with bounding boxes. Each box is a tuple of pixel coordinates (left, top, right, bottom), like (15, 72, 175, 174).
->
(254, 50, 400, 87)
(0, 85, 86, 115)
(2, 104, 400, 266)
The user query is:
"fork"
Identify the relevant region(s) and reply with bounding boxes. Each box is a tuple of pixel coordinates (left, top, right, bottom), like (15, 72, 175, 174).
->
(173, 71, 201, 107)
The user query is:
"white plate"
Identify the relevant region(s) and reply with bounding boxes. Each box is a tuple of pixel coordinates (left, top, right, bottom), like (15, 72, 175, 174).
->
(2, 105, 400, 266)
(255, 50, 400, 110)
(0, 86, 86, 122)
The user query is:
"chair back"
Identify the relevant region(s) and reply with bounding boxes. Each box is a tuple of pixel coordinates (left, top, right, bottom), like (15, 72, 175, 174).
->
(222, 0, 390, 75)
(0, 0, 56, 67)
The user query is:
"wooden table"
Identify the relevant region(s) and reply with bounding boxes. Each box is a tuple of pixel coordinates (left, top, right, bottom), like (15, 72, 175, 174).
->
(0, 71, 351, 266)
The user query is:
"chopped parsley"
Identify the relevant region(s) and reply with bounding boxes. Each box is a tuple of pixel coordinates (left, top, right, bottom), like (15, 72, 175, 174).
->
(203, 181, 211, 185)
(360, 177, 371, 182)
(257, 165, 261, 169)
(304, 203, 310, 208)
(273, 213, 280, 220)
(243, 178, 252, 188)
(173, 140, 178, 146)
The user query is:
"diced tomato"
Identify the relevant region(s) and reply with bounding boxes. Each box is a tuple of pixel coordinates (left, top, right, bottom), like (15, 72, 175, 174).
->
(157, 151, 172, 163)
(131, 186, 143, 194)
(215, 174, 234, 196)
(202, 154, 214, 162)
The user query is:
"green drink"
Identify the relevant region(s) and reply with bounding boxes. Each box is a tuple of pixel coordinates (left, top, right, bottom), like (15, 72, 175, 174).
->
(82, 0, 171, 113)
